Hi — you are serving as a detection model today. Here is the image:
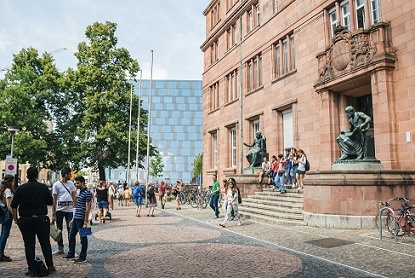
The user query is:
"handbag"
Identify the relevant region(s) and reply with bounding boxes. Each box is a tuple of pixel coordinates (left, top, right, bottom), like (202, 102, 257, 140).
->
(50, 221, 62, 242)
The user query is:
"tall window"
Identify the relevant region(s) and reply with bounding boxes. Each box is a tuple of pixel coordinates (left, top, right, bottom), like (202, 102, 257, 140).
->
(275, 0, 279, 12)
(230, 128, 237, 167)
(210, 40, 219, 64)
(371, 0, 381, 23)
(226, 69, 238, 102)
(282, 109, 294, 149)
(256, 4, 261, 26)
(211, 3, 221, 29)
(226, 24, 237, 50)
(274, 34, 295, 78)
(210, 82, 219, 111)
(253, 119, 260, 135)
(341, 1, 351, 30)
(355, 0, 365, 29)
(212, 132, 218, 169)
(248, 10, 253, 32)
(329, 7, 337, 36)
(246, 53, 262, 92)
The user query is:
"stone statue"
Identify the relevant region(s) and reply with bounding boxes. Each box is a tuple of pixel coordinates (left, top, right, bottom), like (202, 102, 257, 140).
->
(336, 106, 371, 160)
(244, 131, 267, 167)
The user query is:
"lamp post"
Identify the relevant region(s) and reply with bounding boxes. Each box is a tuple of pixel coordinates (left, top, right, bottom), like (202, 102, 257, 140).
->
(127, 83, 133, 186)
(135, 70, 143, 182)
(145, 50, 154, 205)
(7, 126, 20, 158)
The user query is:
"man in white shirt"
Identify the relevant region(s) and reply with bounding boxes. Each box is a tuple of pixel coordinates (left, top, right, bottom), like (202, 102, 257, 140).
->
(51, 168, 77, 255)
(258, 157, 271, 186)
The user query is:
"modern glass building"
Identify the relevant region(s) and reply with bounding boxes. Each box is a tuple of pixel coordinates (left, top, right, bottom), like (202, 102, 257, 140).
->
(108, 80, 203, 185)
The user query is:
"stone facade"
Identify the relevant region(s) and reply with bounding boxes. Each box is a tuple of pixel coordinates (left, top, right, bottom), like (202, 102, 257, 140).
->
(201, 0, 415, 226)
(201, 0, 414, 182)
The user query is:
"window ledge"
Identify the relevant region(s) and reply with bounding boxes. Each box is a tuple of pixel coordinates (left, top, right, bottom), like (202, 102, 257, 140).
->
(225, 98, 239, 107)
(208, 107, 220, 115)
(272, 69, 297, 83)
(245, 85, 264, 97)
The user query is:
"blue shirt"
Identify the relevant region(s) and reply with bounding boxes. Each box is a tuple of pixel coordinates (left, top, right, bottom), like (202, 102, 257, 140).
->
(74, 188, 92, 220)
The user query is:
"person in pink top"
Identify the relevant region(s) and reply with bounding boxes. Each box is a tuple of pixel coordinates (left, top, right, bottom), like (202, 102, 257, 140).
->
(158, 181, 166, 209)
(273, 154, 286, 194)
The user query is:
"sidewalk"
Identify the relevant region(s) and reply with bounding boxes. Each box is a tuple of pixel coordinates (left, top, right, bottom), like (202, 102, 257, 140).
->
(1, 200, 414, 277)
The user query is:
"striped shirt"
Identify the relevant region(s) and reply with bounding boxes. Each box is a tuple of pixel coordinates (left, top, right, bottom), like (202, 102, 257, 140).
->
(74, 187, 93, 220)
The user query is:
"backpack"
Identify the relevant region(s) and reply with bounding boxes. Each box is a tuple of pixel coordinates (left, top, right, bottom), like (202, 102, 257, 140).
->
(133, 186, 141, 198)
(305, 159, 310, 171)
(236, 187, 242, 204)
(34, 256, 49, 277)
(147, 187, 155, 199)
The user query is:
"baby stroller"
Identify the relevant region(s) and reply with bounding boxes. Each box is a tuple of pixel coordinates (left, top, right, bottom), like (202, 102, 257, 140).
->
(93, 200, 112, 223)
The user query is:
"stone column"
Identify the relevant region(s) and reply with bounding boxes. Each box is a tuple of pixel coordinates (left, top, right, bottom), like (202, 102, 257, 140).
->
(371, 69, 397, 169)
(318, 89, 340, 170)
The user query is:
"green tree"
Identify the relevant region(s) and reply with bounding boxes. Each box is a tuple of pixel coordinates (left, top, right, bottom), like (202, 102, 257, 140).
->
(66, 21, 154, 180)
(191, 153, 203, 182)
(0, 48, 64, 169)
(149, 152, 164, 181)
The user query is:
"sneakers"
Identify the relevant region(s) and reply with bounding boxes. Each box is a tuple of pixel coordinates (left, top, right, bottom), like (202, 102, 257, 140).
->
(219, 223, 226, 228)
(0, 255, 12, 262)
(280, 191, 286, 194)
(73, 257, 87, 264)
(52, 248, 64, 255)
(237, 222, 242, 226)
(62, 254, 75, 259)
(48, 266, 56, 274)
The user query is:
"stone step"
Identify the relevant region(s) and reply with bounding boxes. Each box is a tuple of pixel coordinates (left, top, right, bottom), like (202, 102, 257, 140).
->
(240, 211, 306, 226)
(238, 205, 304, 221)
(239, 202, 303, 215)
(243, 198, 303, 209)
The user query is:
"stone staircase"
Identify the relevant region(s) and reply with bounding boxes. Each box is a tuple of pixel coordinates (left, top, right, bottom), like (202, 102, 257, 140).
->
(238, 188, 305, 226)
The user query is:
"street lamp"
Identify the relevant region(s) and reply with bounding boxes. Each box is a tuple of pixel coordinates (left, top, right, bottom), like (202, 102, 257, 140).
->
(135, 70, 143, 182)
(145, 50, 154, 205)
(127, 83, 133, 186)
(7, 126, 20, 158)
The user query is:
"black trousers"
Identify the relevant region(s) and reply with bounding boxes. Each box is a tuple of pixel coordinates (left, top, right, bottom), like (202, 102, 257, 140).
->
(17, 216, 54, 270)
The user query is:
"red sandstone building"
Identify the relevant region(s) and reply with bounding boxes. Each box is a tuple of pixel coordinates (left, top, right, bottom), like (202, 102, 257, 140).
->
(201, 0, 415, 227)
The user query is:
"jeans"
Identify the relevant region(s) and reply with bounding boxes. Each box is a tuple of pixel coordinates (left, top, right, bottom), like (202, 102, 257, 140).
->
(0, 211, 13, 256)
(17, 216, 53, 270)
(292, 165, 298, 185)
(68, 219, 88, 260)
(209, 195, 220, 217)
(56, 210, 73, 249)
(285, 164, 292, 184)
(274, 173, 285, 193)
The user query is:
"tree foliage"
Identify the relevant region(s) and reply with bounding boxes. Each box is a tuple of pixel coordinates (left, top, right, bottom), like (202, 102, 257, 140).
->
(191, 153, 203, 181)
(149, 152, 164, 181)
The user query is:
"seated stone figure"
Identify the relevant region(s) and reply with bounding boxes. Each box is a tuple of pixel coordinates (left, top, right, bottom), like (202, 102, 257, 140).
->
(244, 131, 268, 167)
(336, 106, 371, 160)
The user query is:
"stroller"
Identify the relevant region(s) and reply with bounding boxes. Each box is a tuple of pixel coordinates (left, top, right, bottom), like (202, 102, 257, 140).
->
(92, 200, 112, 223)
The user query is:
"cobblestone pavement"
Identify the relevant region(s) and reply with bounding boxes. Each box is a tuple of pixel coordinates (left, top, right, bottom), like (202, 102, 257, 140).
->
(1, 200, 414, 277)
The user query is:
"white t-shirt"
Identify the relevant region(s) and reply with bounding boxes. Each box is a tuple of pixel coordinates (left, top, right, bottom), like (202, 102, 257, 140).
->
(52, 180, 76, 212)
(0, 188, 13, 206)
(262, 161, 271, 172)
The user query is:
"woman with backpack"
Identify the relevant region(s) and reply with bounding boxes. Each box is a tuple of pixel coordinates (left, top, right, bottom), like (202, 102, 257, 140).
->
(219, 178, 241, 228)
(133, 182, 143, 217)
(0, 175, 14, 262)
(295, 149, 307, 191)
(146, 183, 157, 217)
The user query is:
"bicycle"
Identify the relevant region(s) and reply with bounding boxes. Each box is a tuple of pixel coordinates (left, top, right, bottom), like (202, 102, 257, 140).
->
(376, 197, 415, 239)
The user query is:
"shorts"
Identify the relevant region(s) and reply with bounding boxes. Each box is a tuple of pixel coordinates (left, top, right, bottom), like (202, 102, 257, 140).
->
(97, 200, 109, 209)
(297, 170, 306, 175)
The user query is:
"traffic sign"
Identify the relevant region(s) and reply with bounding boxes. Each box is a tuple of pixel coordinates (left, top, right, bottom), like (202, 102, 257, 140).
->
(5, 158, 17, 176)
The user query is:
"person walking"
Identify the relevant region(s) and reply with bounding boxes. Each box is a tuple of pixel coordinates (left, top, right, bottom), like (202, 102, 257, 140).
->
(11, 167, 55, 276)
(123, 186, 131, 206)
(209, 175, 220, 218)
(296, 149, 307, 190)
(284, 148, 293, 185)
(219, 178, 241, 227)
(158, 181, 166, 209)
(95, 180, 109, 223)
(63, 176, 93, 263)
(0, 175, 15, 262)
(172, 181, 182, 210)
(133, 182, 143, 217)
(51, 167, 77, 255)
(273, 154, 286, 194)
(108, 182, 116, 211)
(146, 183, 157, 217)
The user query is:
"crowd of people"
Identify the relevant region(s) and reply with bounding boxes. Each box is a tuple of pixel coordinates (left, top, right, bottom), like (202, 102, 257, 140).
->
(258, 148, 309, 193)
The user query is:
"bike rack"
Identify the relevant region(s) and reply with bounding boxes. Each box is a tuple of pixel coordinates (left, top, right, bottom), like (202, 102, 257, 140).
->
(379, 207, 398, 244)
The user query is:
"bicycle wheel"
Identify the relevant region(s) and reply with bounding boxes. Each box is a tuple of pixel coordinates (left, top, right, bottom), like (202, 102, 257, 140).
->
(190, 195, 199, 208)
(376, 209, 403, 237)
(179, 193, 186, 205)
(202, 197, 208, 209)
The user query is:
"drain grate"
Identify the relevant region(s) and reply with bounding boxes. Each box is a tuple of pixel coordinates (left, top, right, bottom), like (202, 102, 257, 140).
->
(306, 238, 354, 248)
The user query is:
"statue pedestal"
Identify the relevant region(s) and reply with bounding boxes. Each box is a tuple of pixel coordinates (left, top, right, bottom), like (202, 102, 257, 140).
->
(332, 158, 383, 170)
(243, 167, 262, 175)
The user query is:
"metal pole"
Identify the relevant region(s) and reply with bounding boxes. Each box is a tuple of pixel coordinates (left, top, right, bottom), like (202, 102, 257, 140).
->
(145, 50, 154, 205)
(127, 83, 133, 186)
(239, 12, 244, 175)
(10, 133, 15, 158)
(135, 70, 143, 182)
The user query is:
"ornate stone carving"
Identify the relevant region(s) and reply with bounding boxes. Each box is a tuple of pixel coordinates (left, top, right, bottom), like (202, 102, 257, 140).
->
(315, 23, 395, 88)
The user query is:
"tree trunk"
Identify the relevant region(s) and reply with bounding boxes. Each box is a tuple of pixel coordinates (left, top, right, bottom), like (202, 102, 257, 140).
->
(98, 159, 106, 181)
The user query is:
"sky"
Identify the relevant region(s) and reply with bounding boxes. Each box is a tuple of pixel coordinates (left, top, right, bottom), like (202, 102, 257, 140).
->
(0, 0, 211, 80)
